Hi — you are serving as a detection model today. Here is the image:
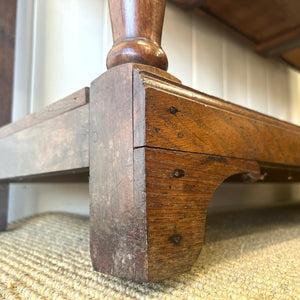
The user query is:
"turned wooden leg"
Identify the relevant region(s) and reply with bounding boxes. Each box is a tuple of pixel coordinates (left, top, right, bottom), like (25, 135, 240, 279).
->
(106, 0, 168, 70)
(0, 184, 9, 231)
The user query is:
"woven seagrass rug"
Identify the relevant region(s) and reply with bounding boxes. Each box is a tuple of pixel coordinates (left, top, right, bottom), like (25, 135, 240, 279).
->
(0, 204, 299, 299)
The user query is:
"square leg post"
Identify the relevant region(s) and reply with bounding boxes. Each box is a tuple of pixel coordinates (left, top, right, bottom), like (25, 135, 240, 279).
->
(89, 64, 261, 282)
(89, 0, 262, 282)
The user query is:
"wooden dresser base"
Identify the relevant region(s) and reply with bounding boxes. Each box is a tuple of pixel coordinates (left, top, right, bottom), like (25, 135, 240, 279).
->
(1, 64, 300, 281)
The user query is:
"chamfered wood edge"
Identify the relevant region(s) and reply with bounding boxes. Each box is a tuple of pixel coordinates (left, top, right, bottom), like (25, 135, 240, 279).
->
(133, 71, 300, 170)
(0, 87, 89, 139)
(0, 63, 299, 184)
(89, 64, 149, 282)
(139, 72, 300, 133)
(0, 105, 89, 181)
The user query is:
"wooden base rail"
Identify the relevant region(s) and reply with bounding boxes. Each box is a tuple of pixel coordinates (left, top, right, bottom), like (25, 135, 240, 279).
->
(1, 0, 300, 282)
(1, 63, 300, 281)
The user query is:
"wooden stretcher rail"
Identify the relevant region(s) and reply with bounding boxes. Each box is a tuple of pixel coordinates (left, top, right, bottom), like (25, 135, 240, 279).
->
(1, 74, 300, 183)
(0, 88, 89, 181)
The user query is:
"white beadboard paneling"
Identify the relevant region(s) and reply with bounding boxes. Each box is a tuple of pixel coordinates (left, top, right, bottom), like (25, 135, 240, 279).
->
(223, 35, 248, 106)
(266, 60, 289, 121)
(210, 183, 297, 213)
(8, 184, 39, 222)
(12, 0, 35, 121)
(9, 0, 37, 223)
(288, 68, 300, 126)
(192, 14, 223, 98)
(163, 3, 193, 86)
(247, 52, 268, 114)
(36, 184, 89, 216)
(31, 0, 105, 110)
(26, 0, 105, 220)
(289, 67, 300, 202)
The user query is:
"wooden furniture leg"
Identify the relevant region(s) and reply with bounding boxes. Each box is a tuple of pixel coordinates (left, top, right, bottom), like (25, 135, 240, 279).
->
(89, 0, 300, 282)
(89, 63, 261, 281)
(90, 0, 257, 282)
(1, 0, 300, 283)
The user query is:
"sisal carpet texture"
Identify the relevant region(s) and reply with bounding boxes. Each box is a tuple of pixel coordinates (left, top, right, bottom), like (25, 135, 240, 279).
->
(0, 205, 299, 299)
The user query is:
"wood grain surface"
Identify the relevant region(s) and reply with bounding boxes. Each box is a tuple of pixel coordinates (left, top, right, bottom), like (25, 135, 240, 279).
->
(144, 147, 260, 281)
(134, 72, 300, 167)
(89, 64, 263, 282)
(89, 64, 149, 282)
(0, 105, 89, 181)
(0, 88, 89, 139)
(2, 60, 299, 280)
(106, 0, 168, 70)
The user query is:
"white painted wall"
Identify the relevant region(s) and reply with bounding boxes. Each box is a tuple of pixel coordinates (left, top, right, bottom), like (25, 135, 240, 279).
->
(9, 0, 300, 222)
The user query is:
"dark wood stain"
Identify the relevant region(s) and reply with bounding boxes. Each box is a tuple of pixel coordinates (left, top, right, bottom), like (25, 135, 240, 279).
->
(89, 63, 263, 282)
(138, 85, 300, 166)
(171, 0, 300, 71)
(106, 0, 168, 70)
(0, 88, 89, 139)
(0, 103, 89, 180)
(1, 0, 300, 283)
(89, 64, 149, 282)
(144, 147, 260, 281)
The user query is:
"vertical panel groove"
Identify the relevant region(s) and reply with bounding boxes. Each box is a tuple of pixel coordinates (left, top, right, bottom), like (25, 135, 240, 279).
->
(30, 0, 38, 114)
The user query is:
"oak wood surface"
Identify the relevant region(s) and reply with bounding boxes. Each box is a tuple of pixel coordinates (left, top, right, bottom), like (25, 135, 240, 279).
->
(194, 0, 300, 44)
(170, 0, 206, 9)
(144, 147, 260, 281)
(89, 64, 261, 282)
(133, 72, 300, 167)
(0, 88, 89, 139)
(0, 105, 89, 181)
(255, 26, 300, 56)
(106, 0, 168, 70)
(89, 64, 149, 282)
(171, 0, 300, 71)
(282, 48, 300, 70)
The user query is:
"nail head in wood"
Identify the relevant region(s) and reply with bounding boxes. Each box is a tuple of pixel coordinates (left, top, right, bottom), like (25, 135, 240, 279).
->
(169, 106, 179, 114)
(173, 169, 185, 178)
